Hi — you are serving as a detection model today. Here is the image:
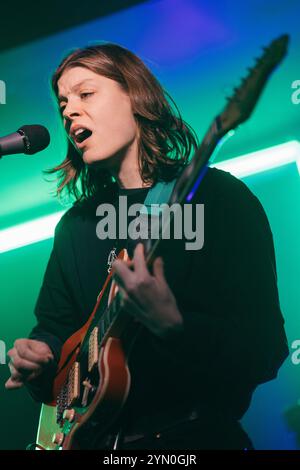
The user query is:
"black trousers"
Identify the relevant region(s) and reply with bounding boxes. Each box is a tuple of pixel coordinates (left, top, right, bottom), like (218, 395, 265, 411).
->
(112, 418, 254, 450)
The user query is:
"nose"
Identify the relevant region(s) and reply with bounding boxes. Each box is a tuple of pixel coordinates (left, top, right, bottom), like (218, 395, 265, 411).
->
(62, 99, 82, 122)
(62, 102, 82, 134)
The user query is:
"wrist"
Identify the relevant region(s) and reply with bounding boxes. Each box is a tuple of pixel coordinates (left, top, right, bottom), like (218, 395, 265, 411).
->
(156, 309, 184, 340)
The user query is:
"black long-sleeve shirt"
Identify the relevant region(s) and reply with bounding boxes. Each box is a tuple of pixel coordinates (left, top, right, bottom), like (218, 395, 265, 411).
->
(27, 167, 289, 446)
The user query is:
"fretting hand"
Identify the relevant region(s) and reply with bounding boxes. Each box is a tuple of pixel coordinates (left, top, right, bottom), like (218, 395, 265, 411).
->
(112, 243, 183, 338)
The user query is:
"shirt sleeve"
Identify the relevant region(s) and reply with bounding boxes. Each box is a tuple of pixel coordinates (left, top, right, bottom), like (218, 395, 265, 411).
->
(26, 213, 80, 401)
(148, 175, 289, 387)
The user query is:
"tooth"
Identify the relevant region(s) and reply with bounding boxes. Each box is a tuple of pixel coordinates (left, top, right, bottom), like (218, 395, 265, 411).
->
(75, 128, 85, 136)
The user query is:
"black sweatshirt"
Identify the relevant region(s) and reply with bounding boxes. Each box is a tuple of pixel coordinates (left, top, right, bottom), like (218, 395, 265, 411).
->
(27, 167, 289, 446)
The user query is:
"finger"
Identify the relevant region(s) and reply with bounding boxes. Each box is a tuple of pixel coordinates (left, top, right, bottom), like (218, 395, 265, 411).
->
(113, 259, 134, 290)
(24, 341, 54, 362)
(22, 353, 52, 367)
(133, 243, 148, 277)
(126, 258, 134, 269)
(8, 347, 46, 368)
(152, 257, 167, 285)
(8, 362, 23, 382)
(16, 341, 53, 364)
(5, 377, 24, 390)
(118, 287, 137, 316)
(8, 361, 42, 384)
(10, 355, 44, 373)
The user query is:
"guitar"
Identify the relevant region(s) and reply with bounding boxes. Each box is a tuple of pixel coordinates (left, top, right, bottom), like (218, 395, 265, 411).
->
(34, 34, 289, 450)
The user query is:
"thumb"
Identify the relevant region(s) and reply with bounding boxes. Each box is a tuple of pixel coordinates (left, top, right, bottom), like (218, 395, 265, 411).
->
(5, 377, 24, 390)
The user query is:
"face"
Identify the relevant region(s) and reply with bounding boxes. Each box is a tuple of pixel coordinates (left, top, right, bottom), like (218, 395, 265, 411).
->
(57, 66, 139, 168)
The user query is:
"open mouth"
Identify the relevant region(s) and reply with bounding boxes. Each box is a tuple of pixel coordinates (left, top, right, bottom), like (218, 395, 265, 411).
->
(72, 128, 93, 145)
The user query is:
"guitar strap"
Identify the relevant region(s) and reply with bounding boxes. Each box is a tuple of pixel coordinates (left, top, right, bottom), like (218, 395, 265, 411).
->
(140, 178, 177, 215)
(129, 177, 179, 247)
(107, 177, 178, 271)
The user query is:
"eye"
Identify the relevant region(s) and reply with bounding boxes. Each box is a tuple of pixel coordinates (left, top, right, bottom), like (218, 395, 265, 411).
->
(80, 92, 94, 99)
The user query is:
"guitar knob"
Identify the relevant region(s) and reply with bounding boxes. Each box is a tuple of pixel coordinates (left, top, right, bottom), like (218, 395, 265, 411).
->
(52, 433, 65, 446)
(63, 408, 75, 422)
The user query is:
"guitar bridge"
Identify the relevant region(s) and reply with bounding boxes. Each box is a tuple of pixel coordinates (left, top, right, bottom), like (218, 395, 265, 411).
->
(67, 362, 80, 406)
(88, 326, 99, 372)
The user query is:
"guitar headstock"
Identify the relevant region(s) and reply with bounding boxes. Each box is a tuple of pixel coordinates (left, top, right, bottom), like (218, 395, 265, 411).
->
(218, 34, 289, 135)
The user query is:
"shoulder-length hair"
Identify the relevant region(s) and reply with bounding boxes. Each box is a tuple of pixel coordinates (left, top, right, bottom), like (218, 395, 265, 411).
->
(49, 42, 199, 201)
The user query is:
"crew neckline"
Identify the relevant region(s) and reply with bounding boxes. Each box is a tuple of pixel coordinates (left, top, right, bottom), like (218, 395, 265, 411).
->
(118, 186, 152, 195)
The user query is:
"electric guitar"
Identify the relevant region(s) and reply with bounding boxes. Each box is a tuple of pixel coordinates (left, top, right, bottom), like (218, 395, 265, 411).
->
(33, 34, 289, 450)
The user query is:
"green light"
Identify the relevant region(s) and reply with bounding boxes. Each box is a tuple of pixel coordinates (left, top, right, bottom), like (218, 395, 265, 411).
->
(0, 212, 65, 254)
(211, 140, 300, 177)
(0, 141, 299, 254)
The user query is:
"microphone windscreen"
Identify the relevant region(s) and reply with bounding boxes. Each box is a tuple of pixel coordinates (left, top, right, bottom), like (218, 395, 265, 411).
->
(18, 125, 50, 155)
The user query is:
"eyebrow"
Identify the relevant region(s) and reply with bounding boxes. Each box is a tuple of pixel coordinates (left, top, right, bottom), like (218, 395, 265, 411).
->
(58, 79, 96, 103)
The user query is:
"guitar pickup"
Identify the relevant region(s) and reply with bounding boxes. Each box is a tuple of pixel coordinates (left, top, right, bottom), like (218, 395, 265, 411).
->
(67, 362, 80, 406)
(88, 326, 99, 372)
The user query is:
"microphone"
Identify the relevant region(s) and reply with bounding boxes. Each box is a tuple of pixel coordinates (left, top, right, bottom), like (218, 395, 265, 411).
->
(0, 125, 50, 158)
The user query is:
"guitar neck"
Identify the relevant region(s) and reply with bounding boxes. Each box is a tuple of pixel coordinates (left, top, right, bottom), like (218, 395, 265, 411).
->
(173, 116, 224, 203)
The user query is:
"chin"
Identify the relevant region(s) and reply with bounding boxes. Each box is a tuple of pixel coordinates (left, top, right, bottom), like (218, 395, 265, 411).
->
(82, 150, 111, 168)
(82, 148, 103, 163)
(83, 144, 129, 168)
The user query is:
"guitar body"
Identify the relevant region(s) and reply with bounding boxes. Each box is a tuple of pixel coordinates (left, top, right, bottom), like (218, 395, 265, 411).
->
(37, 338, 131, 450)
(36, 249, 140, 450)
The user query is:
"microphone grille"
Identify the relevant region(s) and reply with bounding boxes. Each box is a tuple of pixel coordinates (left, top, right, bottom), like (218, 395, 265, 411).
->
(18, 125, 50, 155)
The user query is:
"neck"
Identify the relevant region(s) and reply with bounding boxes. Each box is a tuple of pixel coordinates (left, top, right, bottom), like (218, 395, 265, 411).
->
(108, 139, 151, 189)
(115, 167, 149, 189)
